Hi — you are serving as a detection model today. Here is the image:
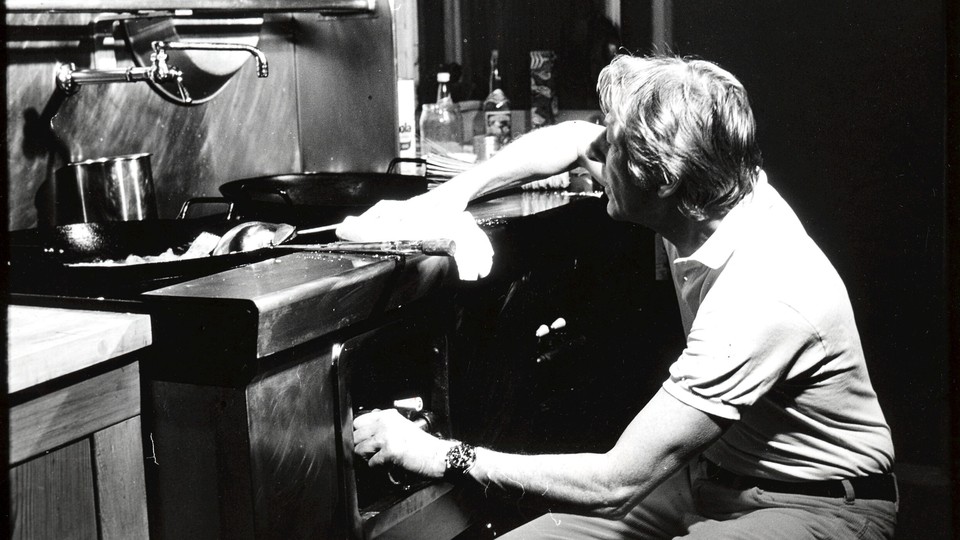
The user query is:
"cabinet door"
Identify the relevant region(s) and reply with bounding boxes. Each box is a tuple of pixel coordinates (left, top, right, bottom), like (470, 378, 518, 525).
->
(10, 416, 150, 540)
(10, 440, 99, 540)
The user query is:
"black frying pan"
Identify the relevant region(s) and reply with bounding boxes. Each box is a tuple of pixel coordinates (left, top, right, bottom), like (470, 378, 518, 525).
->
(8, 218, 292, 298)
(216, 171, 429, 226)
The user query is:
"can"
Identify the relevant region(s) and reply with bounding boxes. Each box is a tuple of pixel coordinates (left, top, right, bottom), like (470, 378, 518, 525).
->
(473, 135, 501, 162)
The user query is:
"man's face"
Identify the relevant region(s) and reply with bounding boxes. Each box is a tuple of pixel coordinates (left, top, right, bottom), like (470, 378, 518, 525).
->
(588, 118, 657, 224)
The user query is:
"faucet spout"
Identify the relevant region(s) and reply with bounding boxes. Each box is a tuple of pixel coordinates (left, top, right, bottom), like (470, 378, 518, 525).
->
(153, 41, 269, 78)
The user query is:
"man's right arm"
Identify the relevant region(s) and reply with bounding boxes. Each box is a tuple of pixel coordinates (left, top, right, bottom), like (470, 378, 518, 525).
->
(334, 120, 604, 270)
(424, 120, 606, 209)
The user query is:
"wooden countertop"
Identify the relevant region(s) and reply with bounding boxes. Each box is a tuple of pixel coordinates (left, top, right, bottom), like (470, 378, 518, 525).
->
(7, 305, 152, 393)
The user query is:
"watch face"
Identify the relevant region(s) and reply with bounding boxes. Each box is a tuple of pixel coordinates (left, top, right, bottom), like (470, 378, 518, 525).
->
(446, 442, 477, 474)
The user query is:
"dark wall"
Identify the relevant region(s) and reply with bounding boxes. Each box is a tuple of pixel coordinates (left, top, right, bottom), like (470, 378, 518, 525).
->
(420, 0, 621, 110)
(669, 1, 948, 467)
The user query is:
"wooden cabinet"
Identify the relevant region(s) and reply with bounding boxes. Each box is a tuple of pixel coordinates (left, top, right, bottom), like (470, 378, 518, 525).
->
(7, 306, 152, 540)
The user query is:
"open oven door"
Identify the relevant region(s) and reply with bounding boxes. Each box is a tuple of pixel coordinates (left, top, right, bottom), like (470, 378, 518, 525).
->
(333, 311, 473, 540)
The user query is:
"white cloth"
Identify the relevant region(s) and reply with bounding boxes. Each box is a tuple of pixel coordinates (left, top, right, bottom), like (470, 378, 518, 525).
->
(336, 200, 493, 281)
(662, 172, 894, 481)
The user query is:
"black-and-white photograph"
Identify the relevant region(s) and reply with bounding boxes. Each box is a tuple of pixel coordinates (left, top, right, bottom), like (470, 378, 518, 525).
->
(3, 1, 956, 538)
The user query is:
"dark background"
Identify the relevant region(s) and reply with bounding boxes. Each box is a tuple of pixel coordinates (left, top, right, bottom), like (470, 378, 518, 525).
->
(669, 0, 948, 473)
(424, 0, 950, 470)
(422, 0, 955, 535)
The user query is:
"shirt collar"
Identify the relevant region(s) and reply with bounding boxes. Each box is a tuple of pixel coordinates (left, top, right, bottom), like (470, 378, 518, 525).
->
(672, 170, 767, 270)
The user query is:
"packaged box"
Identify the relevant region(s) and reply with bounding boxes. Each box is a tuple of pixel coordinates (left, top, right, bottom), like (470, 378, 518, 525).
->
(530, 50, 558, 129)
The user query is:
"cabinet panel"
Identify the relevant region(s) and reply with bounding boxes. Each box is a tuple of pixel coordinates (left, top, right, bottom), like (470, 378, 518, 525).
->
(93, 416, 150, 540)
(10, 363, 140, 464)
(10, 439, 98, 540)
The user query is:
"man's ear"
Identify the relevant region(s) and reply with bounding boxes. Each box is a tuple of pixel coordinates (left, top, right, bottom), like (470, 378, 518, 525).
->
(658, 179, 680, 198)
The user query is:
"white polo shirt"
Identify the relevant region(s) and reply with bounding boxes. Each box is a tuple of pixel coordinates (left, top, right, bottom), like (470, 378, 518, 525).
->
(662, 172, 894, 481)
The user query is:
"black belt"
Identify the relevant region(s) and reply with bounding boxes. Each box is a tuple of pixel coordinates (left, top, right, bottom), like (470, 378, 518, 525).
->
(702, 460, 897, 503)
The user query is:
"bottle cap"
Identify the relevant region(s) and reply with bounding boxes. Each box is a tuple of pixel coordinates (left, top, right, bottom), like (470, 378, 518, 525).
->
(437, 72, 451, 83)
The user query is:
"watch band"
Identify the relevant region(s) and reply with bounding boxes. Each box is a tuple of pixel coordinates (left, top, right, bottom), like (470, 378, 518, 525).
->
(444, 441, 477, 480)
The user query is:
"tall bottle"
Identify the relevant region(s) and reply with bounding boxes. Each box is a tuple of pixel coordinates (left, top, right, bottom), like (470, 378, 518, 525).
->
(419, 71, 463, 156)
(482, 50, 512, 146)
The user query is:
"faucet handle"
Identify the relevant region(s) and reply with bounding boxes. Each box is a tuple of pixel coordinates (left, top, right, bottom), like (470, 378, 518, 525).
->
(149, 47, 192, 104)
(149, 48, 173, 82)
(173, 74, 192, 104)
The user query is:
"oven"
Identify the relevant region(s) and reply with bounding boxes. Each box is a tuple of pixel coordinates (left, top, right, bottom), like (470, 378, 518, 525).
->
(137, 246, 466, 540)
(334, 307, 471, 539)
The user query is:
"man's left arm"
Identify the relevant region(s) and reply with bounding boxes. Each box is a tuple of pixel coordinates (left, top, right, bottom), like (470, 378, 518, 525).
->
(353, 388, 729, 519)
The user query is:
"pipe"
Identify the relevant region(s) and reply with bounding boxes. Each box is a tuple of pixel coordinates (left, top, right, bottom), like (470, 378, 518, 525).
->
(55, 63, 165, 95)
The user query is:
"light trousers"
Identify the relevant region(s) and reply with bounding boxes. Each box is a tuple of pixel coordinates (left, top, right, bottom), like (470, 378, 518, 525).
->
(499, 458, 897, 540)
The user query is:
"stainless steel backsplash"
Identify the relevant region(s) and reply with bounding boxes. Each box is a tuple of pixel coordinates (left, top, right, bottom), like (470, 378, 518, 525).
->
(6, 2, 398, 230)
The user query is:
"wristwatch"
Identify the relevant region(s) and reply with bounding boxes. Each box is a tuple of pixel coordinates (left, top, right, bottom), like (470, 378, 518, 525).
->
(444, 441, 477, 480)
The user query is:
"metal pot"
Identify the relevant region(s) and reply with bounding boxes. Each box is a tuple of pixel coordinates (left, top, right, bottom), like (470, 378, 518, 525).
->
(52, 153, 158, 225)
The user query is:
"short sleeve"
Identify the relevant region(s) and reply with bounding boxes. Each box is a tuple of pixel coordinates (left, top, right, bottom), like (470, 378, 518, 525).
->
(662, 299, 824, 420)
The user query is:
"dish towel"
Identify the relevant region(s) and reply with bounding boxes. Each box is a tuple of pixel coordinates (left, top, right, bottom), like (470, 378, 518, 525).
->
(336, 200, 493, 281)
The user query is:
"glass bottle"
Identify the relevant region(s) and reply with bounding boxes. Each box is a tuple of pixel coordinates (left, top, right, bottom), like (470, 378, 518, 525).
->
(482, 50, 512, 146)
(419, 71, 463, 156)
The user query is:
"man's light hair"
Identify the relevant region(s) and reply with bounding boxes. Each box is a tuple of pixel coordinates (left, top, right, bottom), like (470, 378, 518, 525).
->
(597, 55, 762, 220)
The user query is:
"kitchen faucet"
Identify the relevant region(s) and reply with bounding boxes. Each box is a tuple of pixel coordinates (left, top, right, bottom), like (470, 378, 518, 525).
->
(55, 40, 268, 104)
(153, 41, 269, 78)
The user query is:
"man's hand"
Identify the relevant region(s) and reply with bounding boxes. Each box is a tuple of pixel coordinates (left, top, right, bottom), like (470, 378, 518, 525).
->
(336, 200, 493, 281)
(352, 409, 453, 479)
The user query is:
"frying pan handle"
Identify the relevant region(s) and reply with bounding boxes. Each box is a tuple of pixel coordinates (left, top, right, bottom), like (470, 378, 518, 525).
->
(239, 184, 295, 206)
(283, 238, 456, 256)
(387, 157, 426, 175)
(342, 238, 455, 256)
(418, 239, 456, 256)
(178, 197, 237, 220)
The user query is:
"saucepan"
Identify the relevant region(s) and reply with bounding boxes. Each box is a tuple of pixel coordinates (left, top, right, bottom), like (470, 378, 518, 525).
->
(51, 153, 158, 225)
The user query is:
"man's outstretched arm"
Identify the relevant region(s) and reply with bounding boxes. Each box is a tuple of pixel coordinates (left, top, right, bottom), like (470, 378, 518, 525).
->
(353, 388, 729, 519)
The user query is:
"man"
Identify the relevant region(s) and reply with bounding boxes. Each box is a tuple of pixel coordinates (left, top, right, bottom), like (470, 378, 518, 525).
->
(349, 55, 897, 539)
